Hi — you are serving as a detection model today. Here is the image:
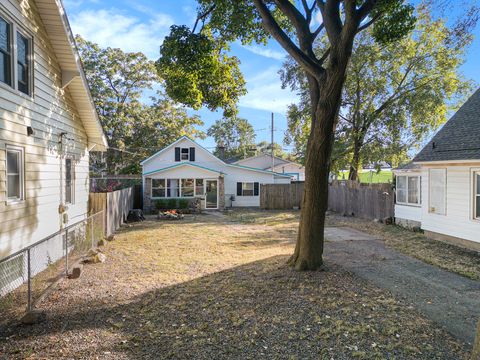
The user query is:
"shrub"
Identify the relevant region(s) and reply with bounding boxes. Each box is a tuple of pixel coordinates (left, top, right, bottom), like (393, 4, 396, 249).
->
(155, 199, 167, 210)
(167, 198, 177, 209)
(178, 198, 189, 209)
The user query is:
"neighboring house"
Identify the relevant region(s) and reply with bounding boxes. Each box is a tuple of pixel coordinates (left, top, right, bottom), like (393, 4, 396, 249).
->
(0, 0, 107, 279)
(393, 88, 480, 251)
(233, 153, 305, 181)
(141, 137, 291, 211)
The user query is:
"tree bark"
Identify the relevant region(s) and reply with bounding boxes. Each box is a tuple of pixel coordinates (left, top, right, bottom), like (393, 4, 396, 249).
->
(348, 138, 362, 181)
(288, 67, 347, 270)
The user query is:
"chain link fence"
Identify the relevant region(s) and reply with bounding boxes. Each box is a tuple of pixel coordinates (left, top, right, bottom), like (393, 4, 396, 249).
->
(0, 211, 105, 323)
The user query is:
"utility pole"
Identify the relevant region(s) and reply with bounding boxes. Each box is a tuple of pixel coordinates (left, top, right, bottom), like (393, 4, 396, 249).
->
(271, 112, 275, 172)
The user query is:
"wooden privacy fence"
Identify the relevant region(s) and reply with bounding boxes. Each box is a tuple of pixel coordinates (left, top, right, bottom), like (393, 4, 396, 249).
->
(328, 180, 394, 220)
(260, 180, 394, 221)
(89, 187, 134, 236)
(260, 182, 304, 210)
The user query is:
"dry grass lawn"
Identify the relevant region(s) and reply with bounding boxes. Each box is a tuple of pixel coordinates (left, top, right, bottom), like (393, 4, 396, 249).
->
(0, 212, 471, 359)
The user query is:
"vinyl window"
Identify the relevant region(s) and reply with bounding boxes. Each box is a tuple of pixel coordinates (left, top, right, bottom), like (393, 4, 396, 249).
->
(195, 179, 204, 196)
(0, 16, 12, 86)
(181, 179, 194, 197)
(242, 182, 254, 196)
(0, 14, 33, 95)
(396, 175, 420, 205)
(6, 146, 24, 201)
(181, 148, 189, 160)
(151, 179, 166, 198)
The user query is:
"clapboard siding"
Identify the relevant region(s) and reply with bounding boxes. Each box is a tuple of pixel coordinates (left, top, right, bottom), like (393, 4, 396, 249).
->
(0, 0, 92, 258)
(420, 166, 480, 243)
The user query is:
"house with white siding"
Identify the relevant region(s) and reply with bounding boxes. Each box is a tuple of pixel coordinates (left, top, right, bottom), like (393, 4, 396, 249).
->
(233, 153, 305, 181)
(0, 0, 107, 264)
(394, 88, 480, 251)
(141, 137, 291, 211)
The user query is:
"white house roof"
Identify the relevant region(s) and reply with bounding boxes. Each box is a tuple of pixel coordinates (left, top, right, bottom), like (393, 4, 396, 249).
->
(140, 136, 292, 178)
(35, 0, 107, 150)
(144, 162, 225, 176)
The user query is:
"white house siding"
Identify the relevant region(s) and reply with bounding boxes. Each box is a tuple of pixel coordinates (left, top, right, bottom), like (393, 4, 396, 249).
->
(270, 162, 305, 181)
(0, 0, 90, 259)
(142, 138, 291, 208)
(420, 165, 480, 243)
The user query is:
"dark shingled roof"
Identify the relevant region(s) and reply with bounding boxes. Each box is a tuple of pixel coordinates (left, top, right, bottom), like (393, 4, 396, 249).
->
(414, 88, 480, 162)
(395, 161, 421, 171)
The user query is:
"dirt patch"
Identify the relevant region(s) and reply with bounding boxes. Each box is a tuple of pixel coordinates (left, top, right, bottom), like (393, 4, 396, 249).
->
(0, 213, 470, 359)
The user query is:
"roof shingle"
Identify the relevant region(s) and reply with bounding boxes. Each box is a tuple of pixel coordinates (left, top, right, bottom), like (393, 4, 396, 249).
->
(414, 88, 480, 162)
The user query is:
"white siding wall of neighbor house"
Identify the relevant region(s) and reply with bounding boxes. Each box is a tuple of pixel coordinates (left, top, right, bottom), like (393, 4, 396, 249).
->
(142, 138, 291, 208)
(235, 154, 289, 170)
(0, 0, 90, 258)
(421, 165, 480, 243)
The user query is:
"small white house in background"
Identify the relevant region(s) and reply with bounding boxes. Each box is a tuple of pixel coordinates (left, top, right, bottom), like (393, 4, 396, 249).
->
(233, 153, 305, 181)
(0, 0, 107, 267)
(141, 137, 291, 211)
(394, 88, 480, 251)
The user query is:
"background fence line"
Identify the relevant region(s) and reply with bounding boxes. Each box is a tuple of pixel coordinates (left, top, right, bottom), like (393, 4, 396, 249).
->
(260, 180, 394, 220)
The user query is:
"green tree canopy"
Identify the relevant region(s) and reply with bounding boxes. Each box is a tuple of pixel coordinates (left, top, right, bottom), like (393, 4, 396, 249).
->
(207, 117, 256, 160)
(281, 5, 475, 179)
(76, 36, 204, 174)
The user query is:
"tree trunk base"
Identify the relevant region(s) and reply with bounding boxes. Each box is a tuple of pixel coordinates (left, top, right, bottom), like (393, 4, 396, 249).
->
(287, 253, 324, 271)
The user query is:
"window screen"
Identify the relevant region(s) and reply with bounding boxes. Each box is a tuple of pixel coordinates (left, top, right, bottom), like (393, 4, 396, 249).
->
(0, 17, 11, 86)
(65, 158, 74, 204)
(396, 176, 407, 203)
(6, 147, 23, 200)
(16, 32, 29, 95)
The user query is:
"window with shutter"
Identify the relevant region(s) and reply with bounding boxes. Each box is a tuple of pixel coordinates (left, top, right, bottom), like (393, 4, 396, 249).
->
(189, 147, 195, 161)
(429, 169, 446, 215)
(174, 147, 180, 162)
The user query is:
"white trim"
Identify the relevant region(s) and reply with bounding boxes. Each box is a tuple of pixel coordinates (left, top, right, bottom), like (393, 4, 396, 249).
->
(5, 145, 25, 203)
(415, 159, 480, 165)
(205, 179, 218, 209)
(395, 174, 421, 207)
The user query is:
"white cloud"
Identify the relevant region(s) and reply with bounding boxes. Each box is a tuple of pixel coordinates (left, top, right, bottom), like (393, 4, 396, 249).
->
(69, 9, 174, 59)
(239, 66, 298, 113)
(242, 45, 286, 60)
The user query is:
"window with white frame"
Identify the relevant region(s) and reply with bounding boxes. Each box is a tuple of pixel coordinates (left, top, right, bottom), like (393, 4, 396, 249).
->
(396, 175, 420, 205)
(181, 148, 189, 160)
(167, 179, 180, 197)
(429, 168, 446, 215)
(474, 171, 480, 219)
(0, 14, 32, 95)
(151, 179, 166, 198)
(65, 158, 74, 204)
(242, 182, 254, 196)
(6, 146, 24, 201)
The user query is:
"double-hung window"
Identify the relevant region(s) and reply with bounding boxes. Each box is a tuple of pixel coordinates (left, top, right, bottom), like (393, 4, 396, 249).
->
(396, 175, 420, 205)
(236, 182, 259, 196)
(474, 171, 480, 219)
(0, 14, 32, 95)
(181, 148, 189, 160)
(16, 31, 30, 95)
(0, 16, 12, 86)
(6, 146, 24, 201)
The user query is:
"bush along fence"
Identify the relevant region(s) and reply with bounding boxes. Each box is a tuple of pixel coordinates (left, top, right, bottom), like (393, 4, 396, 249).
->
(260, 180, 394, 221)
(0, 211, 104, 324)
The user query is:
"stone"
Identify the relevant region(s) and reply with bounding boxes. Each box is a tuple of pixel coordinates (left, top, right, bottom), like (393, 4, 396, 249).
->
(21, 310, 46, 325)
(68, 264, 83, 279)
(83, 249, 106, 264)
(106, 235, 115, 242)
(93, 253, 107, 263)
(97, 238, 106, 247)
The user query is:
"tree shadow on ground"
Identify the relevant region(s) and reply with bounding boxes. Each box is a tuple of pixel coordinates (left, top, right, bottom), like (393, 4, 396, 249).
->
(1, 256, 467, 359)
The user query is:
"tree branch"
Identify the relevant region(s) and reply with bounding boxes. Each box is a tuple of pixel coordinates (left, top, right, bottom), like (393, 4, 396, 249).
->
(193, 4, 216, 33)
(252, 0, 323, 77)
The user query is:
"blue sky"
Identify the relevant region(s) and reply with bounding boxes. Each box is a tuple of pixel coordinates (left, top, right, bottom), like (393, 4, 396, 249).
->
(64, 0, 480, 151)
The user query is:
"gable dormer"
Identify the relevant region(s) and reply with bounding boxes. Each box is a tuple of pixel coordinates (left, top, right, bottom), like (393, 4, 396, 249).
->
(175, 146, 196, 162)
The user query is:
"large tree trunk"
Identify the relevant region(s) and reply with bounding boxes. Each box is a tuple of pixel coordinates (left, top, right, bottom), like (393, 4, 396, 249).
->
(288, 69, 346, 271)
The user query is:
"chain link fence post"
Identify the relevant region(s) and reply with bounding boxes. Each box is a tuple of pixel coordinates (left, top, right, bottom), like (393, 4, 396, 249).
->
(27, 248, 31, 312)
(64, 228, 69, 277)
